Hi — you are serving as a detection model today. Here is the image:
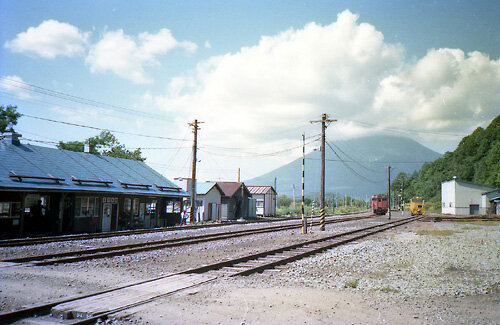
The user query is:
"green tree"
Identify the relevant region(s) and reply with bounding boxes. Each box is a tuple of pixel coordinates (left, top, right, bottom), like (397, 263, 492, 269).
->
(0, 105, 21, 133)
(57, 131, 146, 161)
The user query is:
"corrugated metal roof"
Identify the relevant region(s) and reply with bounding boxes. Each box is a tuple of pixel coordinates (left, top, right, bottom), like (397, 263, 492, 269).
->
(216, 182, 245, 197)
(196, 182, 220, 195)
(247, 185, 275, 195)
(0, 139, 187, 197)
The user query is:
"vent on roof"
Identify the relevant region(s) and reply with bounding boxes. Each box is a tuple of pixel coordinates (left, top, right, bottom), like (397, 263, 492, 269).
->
(2, 131, 22, 145)
(118, 180, 152, 189)
(71, 176, 113, 186)
(9, 171, 64, 183)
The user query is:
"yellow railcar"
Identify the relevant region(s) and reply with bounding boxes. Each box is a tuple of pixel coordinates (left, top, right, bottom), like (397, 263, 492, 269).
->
(410, 197, 425, 215)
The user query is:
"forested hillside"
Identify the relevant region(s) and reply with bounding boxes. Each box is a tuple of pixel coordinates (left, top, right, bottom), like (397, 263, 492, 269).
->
(393, 114, 500, 202)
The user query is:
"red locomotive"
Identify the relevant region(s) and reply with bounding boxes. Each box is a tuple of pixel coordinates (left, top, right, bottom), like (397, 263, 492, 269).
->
(371, 194, 388, 215)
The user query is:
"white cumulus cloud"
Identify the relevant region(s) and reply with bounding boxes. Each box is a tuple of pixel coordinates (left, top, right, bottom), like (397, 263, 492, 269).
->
(139, 10, 500, 180)
(4, 20, 89, 59)
(148, 10, 404, 146)
(85, 28, 198, 84)
(373, 48, 500, 136)
(147, 10, 500, 155)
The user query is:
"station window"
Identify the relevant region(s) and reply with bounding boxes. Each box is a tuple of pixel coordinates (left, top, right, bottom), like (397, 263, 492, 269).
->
(146, 201, 157, 214)
(124, 198, 132, 213)
(174, 201, 181, 213)
(166, 201, 174, 213)
(133, 198, 139, 215)
(75, 197, 99, 217)
(0, 202, 21, 217)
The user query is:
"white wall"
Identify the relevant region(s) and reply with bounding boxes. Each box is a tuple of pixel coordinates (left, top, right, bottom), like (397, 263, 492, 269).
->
(441, 181, 456, 214)
(456, 183, 488, 215)
(442, 180, 494, 215)
(198, 186, 222, 221)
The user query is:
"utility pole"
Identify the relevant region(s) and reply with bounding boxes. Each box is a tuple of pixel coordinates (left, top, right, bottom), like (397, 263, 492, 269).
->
(274, 177, 277, 214)
(301, 132, 307, 234)
(189, 119, 202, 224)
(387, 166, 392, 220)
(292, 184, 296, 209)
(310, 114, 337, 231)
(401, 177, 405, 211)
(238, 168, 240, 182)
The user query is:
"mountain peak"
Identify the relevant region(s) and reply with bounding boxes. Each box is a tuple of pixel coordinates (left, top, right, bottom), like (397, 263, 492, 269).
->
(245, 134, 441, 198)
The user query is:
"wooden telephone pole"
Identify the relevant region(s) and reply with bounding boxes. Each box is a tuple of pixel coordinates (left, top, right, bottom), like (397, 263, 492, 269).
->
(387, 166, 392, 220)
(301, 132, 307, 234)
(310, 114, 337, 231)
(189, 119, 202, 224)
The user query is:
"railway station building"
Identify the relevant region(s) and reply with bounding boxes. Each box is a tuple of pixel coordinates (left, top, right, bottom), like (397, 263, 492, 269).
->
(441, 178, 498, 216)
(0, 133, 188, 238)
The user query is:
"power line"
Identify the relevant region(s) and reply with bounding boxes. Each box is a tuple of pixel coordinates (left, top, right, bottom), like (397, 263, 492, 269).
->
(344, 118, 467, 137)
(306, 158, 434, 164)
(325, 140, 383, 184)
(197, 133, 321, 151)
(198, 138, 319, 158)
(326, 138, 381, 173)
(22, 114, 191, 142)
(0, 77, 172, 121)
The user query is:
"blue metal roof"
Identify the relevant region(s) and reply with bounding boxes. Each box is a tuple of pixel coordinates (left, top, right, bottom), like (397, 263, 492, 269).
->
(0, 139, 188, 197)
(196, 182, 219, 195)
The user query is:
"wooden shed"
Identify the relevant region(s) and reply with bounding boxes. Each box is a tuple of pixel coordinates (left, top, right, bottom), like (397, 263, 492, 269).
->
(216, 182, 251, 220)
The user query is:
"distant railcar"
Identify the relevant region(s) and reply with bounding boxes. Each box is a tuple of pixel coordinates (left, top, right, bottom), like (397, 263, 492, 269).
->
(410, 197, 425, 215)
(371, 194, 388, 215)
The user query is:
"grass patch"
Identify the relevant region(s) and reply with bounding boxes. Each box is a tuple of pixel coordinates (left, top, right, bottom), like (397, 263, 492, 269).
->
(344, 279, 359, 288)
(376, 286, 400, 293)
(417, 229, 459, 236)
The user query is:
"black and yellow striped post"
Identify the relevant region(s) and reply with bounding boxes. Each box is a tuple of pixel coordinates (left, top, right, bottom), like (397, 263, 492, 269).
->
(301, 132, 307, 234)
(320, 207, 325, 231)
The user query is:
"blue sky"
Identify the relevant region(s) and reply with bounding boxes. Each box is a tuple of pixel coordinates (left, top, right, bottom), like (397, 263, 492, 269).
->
(1, 0, 499, 183)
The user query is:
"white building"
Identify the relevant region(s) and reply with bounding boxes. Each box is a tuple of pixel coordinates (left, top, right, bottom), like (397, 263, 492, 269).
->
(194, 182, 224, 222)
(247, 186, 277, 216)
(441, 179, 497, 215)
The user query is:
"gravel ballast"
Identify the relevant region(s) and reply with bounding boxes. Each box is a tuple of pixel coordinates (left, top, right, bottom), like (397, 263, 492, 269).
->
(1, 216, 498, 324)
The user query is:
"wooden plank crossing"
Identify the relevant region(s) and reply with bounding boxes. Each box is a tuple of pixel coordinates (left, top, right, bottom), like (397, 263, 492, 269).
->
(51, 273, 216, 319)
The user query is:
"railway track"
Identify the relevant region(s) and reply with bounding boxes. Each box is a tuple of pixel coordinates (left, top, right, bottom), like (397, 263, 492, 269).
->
(0, 212, 368, 247)
(1, 213, 372, 266)
(0, 216, 295, 247)
(0, 215, 422, 324)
